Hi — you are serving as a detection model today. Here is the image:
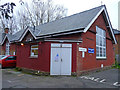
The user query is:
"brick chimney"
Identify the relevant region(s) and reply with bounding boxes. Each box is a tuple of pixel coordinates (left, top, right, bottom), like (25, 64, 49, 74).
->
(4, 28, 9, 34)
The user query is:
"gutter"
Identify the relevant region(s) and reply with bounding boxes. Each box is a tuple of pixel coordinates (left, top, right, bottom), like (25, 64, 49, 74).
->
(36, 28, 84, 39)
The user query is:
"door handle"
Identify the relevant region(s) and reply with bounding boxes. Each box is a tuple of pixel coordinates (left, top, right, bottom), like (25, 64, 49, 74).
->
(61, 58, 62, 62)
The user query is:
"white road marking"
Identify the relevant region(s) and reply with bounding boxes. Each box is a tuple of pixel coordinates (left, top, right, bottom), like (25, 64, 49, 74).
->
(113, 82, 120, 86)
(88, 77, 95, 80)
(80, 76, 86, 78)
(7, 80, 12, 83)
(80, 76, 119, 87)
(100, 79, 106, 83)
(94, 78, 99, 82)
(80, 76, 120, 86)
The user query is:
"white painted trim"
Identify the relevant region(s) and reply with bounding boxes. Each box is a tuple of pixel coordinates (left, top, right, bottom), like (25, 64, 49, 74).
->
(1, 35, 7, 45)
(50, 48, 53, 75)
(83, 6, 117, 44)
(96, 57, 106, 59)
(52, 30, 83, 37)
(1, 35, 10, 45)
(83, 7, 104, 33)
(103, 7, 117, 44)
(45, 40, 82, 43)
(51, 44, 61, 48)
(19, 28, 37, 42)
(37, 30, 84, 39)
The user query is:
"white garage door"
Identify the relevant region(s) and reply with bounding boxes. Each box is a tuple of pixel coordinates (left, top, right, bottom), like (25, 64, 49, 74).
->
(50, 43, 72, 75)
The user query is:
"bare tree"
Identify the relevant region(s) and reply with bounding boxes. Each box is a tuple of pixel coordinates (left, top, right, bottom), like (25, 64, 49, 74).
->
(0, 2, 16, 34)
(17, 0, 67, 29)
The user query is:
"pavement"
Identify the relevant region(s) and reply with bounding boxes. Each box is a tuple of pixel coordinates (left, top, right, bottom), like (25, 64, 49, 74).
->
(1, 68, 120, 88)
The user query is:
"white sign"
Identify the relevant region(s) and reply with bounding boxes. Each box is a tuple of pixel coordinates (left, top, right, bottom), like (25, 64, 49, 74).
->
(82, 52, 85, 58)
(79, 47, 87, 52)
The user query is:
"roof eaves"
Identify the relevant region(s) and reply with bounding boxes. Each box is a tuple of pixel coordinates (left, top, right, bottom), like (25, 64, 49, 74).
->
(37, 28, 84, 38)
(83, 6, 104, 33)
(103, 7, 117, 44)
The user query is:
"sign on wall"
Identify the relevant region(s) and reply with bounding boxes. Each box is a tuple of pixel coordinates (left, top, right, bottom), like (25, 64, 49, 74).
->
(79, 47, 87, 58)
(88, 48, 94, 53)
(79, 47, 87, 52)
(54, 54, 59, 62)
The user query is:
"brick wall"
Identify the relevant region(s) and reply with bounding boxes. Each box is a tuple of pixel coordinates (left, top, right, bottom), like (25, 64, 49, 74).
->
(16, 12, 115, 74)
(114, 34, 120, 61)
(76, 12, 115, 74)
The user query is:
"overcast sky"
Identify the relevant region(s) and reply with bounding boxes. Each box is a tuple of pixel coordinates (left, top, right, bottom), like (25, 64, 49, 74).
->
(0, 0, 119, 29)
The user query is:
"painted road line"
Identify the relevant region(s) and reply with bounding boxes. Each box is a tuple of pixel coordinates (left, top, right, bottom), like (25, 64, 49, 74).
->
(80, 76, 119, 87)
(113, 82, 120, 86)
(93, 78, 100, 82)
(88, 77, 95, 80)
(80, 76, 106, 83)
(7, 80, 12, 83)
(100, 79, 106, 83)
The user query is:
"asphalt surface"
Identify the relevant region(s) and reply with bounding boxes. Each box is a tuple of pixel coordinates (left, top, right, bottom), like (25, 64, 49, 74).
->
(1, 68, 120, 88)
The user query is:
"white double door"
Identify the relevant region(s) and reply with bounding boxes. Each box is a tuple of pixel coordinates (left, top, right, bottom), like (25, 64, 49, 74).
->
(50, 44, 72, 75)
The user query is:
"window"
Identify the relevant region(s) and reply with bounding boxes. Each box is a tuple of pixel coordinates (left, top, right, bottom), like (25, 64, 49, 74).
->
(6, 42, 10, 55)
(31, 45, 38, 57)
(5, 56, 16, 61)
(96, 26, 106, 59)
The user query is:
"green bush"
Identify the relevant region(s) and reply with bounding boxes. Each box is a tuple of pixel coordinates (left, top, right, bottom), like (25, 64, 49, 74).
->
(15, 67, 22, 71)
(113, 59, 120, 69)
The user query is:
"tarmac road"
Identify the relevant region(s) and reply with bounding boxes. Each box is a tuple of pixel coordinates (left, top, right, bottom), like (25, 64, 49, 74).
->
(1, 68, 119, 88)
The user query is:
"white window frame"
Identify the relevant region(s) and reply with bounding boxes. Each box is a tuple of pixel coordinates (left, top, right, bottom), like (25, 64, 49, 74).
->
(6, 42, 10, 55)
(30, 45, 38, 57)
(96, 26, 106, 59)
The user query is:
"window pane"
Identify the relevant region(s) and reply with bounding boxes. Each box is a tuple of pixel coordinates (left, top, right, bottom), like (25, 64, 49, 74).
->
(31, 50, 38, 55)
(5, 56, 16, 61)
(100, 47, 102, 57)
(96, 46, 99, 57)
(102, 38, 104, 46)
(103, 30, 106, 37)
(103, 38, 106, 47)
(96, 26, 106, 58)
(96, 27, 99, 34)
(31, 45, 38, 57)
(96, 35, 99, 45)
(6, 42, 10, 55)
(99, 29, 101, 35)
(103, 48, 106, 57)
(100, 37, 102, 46)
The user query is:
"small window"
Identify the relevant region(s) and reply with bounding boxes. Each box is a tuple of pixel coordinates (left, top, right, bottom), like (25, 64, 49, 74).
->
(31, 45, 38, 57)
(5, 56, 16, 61)
(6, 42, 10, 55)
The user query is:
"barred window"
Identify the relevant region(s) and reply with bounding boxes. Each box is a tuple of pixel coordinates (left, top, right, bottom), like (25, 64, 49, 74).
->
(96, 26, 106, 59)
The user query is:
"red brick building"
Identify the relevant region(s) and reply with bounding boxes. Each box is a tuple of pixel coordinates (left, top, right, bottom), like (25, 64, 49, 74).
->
(14, 5, 117, 75)
(1, 28, 24, 55)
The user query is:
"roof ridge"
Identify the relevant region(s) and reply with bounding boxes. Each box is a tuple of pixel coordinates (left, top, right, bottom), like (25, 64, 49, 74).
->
(36, 5, 105, 36)
(36, 5, 105, 27)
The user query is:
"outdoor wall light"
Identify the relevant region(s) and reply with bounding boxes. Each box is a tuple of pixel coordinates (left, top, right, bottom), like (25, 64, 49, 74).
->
(21, 43, 24, 46)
